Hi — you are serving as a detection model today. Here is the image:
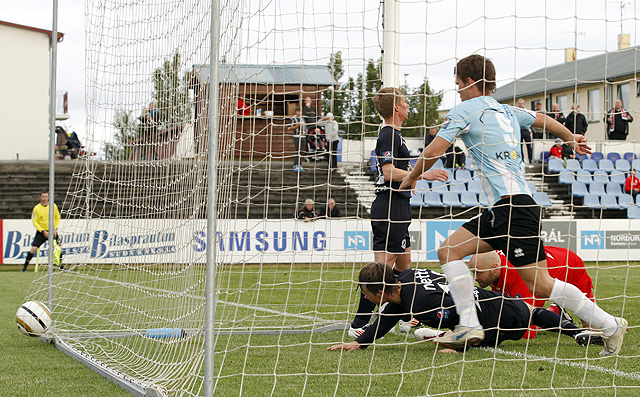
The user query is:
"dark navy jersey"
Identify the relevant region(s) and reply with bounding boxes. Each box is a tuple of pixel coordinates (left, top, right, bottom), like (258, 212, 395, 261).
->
(355, 268, 529, 348)
(374, 126, 411, 199)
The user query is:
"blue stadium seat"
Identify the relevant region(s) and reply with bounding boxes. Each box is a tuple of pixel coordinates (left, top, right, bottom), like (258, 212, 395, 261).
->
(628, 205, 640, 219)
(441, 192, 462, 207)
(410, 192, 424, 207)
(548, 158, 564, 173)
(572, 182, 588, 197)
(592, 170, 609, 184)
(565, 159, 581, 172)
(583, 194, 601, 208)
(599, 159, 615, 173)
(527, 182, 537, 193)
(467, 179, 482, 194)
(618, 194, 634, 209)
(606, 182, 623, 196)
(582, 159, 598, 173)
(532, 191, 552, 207)
(445, 169, 455, 181)
(558, 170, 575, 185)
(370, 150, 377, 172)
(449, 181, 467, 193)
(615, 159, 631, 172)
(637, 195, 640, 205)
(601, 194, 620, 209)
(430, 180, 448, 193)
(424, 191, 443, 207)
(455, 169, 472, 182)
(432, 158, 445, 169)
(576, 153, 588, 162)
(624, 152, 637, 162)
(576, 170, 592, 184)
(589, 183, 605, 196)
(414, 179, 430, 194)
(610, 170, 626, 184)
(460, 192, 479, 207)
(607, 152, 622, 162)
(590, 152, 604, 163)
(633, 159, 640, 171)
(409, 158, 418, 169)
(540, 151, 549, 162)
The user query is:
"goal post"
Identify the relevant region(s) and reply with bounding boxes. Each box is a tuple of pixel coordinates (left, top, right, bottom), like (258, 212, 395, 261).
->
(17, 0, 640, 395)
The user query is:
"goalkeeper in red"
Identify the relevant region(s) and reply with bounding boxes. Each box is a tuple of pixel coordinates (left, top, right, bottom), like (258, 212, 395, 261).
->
(400, 54, 627, 356)
(22, 192, 63, 272)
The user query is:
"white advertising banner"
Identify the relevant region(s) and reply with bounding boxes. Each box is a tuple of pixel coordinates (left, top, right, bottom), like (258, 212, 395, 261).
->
(3, 218, 638, 265)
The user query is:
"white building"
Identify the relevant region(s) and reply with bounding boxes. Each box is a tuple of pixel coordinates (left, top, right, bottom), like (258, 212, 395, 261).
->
(0, 21, 64, 160)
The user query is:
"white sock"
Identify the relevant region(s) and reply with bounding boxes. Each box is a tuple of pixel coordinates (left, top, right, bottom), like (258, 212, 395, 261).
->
(442, 260, 480, 329)
(549, 279, 617, 336)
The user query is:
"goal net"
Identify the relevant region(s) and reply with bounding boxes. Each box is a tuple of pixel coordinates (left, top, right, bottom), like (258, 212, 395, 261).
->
(23, 0, 640, 395)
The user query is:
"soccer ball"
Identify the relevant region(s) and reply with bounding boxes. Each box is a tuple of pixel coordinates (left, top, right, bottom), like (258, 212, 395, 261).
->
(16, 300, 52, 337)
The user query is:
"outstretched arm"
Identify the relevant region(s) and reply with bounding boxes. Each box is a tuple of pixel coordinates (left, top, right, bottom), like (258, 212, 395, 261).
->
(400, 137, 450, 190)
(533, 113, 591, 155)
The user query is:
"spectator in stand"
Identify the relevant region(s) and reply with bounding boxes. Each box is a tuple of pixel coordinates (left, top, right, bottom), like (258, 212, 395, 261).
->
(561, 142, 575, 160)
(530, 101, 545, 139)
(548, 138, 564, 160)
(302, 96, 318, 135)
(625, 170, 640, 198)
(424, 127, 438, 147)
(516, 99, 533, 164)
(542, 103, 567, 140)
(289, 107, 306, 172)
(237, 97, 250, 116)
(605, 99, 634, 141)
(565, 104, 588, 136)
(320, 198, 341, 218)
(323, 113, 340, 170)
(297, 199, 318, 221)
(139, 102, 161, 160)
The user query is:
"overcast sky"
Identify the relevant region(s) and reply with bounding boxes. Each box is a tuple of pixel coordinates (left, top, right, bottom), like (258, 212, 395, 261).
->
(4, 0, 639, 150)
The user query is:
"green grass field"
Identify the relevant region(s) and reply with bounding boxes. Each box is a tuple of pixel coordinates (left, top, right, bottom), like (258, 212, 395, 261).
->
(2, 262, 639, 396)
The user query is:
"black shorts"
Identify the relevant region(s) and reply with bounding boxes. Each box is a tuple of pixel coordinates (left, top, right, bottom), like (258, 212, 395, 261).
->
(31, 231, 60, 248)
(476, 289, 529, 347)
(462, 194, 546, 267)
(370, 193, 411, 253)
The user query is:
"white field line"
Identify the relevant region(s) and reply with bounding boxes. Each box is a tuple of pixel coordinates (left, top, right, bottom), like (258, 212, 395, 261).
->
(484, 347, 640, 381)
(216, 299, 332, 323)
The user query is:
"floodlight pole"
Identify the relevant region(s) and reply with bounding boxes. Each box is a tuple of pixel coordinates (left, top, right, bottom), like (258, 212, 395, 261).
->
(203, 0, 221, 395)
(381, 0, 399, 88)
(47, 0, 59, 309)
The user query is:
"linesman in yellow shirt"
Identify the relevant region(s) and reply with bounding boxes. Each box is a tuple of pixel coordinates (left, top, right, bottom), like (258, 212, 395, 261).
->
(22, 192, 63, 272)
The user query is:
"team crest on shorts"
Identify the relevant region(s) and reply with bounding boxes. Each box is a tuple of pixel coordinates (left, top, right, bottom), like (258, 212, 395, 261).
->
(436, 309, 450, 320)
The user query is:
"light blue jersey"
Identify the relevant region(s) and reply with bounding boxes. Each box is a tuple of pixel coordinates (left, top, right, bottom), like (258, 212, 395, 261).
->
(438, 96, 536, 206)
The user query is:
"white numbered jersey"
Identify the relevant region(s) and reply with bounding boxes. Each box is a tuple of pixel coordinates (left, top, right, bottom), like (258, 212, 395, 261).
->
(438, 96, 536, 206)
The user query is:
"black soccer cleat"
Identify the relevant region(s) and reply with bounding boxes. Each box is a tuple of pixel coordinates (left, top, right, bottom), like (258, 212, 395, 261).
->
(574, 330, 605, 346)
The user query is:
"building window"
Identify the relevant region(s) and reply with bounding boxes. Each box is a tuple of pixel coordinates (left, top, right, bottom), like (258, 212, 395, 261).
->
(556, 95, 568, 114)
(588, 89, 600, 122)
(573, 92, 580, 107)
(617, 83, 630, 108)
(605, 84, 613, 110)
(636, 81, 640, 97)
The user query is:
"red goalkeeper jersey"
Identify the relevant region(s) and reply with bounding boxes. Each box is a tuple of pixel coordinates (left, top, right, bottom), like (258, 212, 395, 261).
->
(490, 246, 594, 307)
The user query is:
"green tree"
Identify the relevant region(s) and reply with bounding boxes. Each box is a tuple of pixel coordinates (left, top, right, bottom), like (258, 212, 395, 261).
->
(105, 109, 137, 160)
(404, 78, 443, 137)
(153, 51, 191, 126)
(322, 51, 349, 121)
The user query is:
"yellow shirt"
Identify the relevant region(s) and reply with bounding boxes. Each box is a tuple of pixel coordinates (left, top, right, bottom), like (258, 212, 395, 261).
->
(31, 203, 61, 232)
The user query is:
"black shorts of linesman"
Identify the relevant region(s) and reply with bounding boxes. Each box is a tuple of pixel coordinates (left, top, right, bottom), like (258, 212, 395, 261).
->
(349, 87, 448, 337)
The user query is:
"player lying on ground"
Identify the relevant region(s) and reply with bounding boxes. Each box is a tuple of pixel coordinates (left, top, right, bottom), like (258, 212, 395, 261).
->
(398, 54, 627, 356)
(469, 246, 596, 334)
(328, 263, 601, 352)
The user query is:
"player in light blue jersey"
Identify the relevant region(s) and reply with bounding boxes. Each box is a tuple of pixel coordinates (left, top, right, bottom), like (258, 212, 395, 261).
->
(400, 54, 627, 356)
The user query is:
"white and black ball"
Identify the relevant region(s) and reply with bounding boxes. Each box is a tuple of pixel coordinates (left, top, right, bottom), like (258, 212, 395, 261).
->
(16, 300, 52, 337)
